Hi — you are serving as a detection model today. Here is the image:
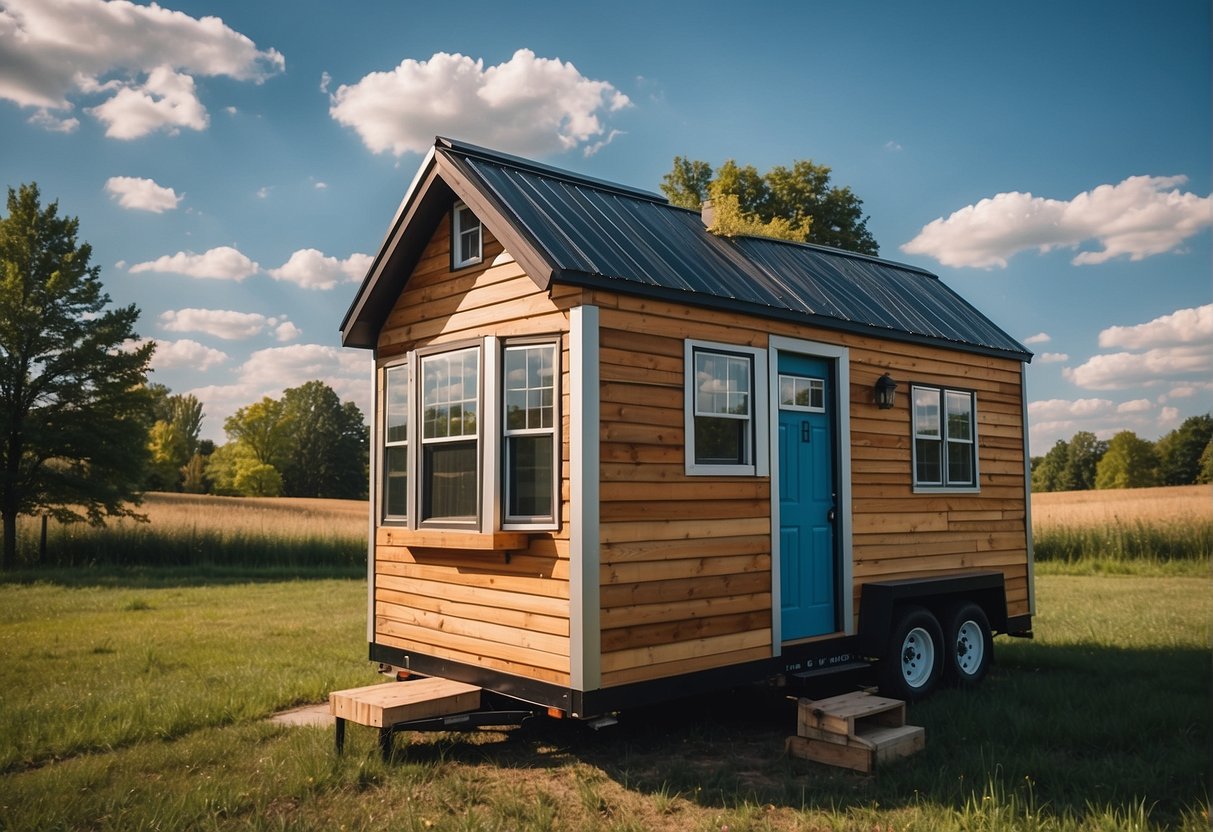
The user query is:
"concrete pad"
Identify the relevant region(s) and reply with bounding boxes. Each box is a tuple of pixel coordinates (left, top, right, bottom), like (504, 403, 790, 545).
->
(269, 702, 333, 728)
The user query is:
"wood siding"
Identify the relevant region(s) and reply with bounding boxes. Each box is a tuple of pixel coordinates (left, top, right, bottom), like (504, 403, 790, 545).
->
(373, 217, 582, 687)
(591, 291, 1030, 688)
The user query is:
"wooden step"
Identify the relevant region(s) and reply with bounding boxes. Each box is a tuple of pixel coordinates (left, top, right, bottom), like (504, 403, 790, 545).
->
(330, 678, 482, 728)
(787, 690, 924, 773)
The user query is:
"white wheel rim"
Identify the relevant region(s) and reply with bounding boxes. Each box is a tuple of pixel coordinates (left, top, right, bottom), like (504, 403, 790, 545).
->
(955, 619, 985, 676)
(899, 626, 935, 688)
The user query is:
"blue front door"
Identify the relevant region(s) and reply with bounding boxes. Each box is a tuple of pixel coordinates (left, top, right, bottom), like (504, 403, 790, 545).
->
(777, 353, 837, 640)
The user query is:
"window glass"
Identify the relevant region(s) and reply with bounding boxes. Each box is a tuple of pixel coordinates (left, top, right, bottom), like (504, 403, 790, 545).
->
(503, 343, 557, 523)
(692, 349, 752, 467)
(912, 385, 977, 489)
(914, 387, 941, 438)
(779, 375, 824, 411)
(383, 364, 409, 520)
(421, 348, 479, 523)
(945, 390, 973, 442)
(454, 203, 482, 267)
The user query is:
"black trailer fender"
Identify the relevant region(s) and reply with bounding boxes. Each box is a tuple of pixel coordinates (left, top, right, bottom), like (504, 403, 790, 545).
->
(856, 571, 1008, 658)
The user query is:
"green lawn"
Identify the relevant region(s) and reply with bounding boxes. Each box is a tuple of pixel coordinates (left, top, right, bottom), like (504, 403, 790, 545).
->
(0, 573, 1207, 831)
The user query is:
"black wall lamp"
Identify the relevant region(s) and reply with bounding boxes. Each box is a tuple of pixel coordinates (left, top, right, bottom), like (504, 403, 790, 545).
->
(875, 373, 898, 409)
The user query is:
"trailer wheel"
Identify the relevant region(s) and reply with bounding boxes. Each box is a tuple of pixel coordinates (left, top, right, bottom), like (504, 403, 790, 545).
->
(878, 605, 943, 701)
(943, 601, 993, 687)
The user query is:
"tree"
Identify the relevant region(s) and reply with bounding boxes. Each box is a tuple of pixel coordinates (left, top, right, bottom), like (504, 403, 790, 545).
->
(1095, 431, 1160, 490)
(1198, 438, 1213, 485)
(0, 183, 154, 568)
(278, 380, 368, 499)
(1031, 439, 1069, 492)
(1154, 414, 1213, 486)
(144, 392, 204, 492)
(223, 396, 289, 467)
(1060, 431, 1107, 491)
(660, 156, 879, 254)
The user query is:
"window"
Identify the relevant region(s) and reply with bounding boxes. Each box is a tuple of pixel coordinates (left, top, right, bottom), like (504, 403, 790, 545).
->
(779, 374, 824, 411)
(685, 341, 767, 476)
(452, 202, 482, 269)
(420, 347, 480, 523)
(912, 385, 978, 490)
(382, 363, 409, 521)
(503, 343, 558, 524)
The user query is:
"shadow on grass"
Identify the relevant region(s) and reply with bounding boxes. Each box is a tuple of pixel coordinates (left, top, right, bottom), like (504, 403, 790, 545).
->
(383, 641, 1209, 828)
(0, 564, 365, 588)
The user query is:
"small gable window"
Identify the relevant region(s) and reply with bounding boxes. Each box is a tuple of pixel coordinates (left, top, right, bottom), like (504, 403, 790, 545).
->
(912, 384, 978, 491)
(452, 202, 482, 269)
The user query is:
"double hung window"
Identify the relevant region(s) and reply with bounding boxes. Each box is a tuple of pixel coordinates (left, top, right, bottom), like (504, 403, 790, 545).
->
(684, 340, 767, 476)
(382, 364, 409, 520)
(502, 343, 557, 525)
(420, 348, 480, 524)
(451, 202, 482, 269)
(912, 385, 978, 490)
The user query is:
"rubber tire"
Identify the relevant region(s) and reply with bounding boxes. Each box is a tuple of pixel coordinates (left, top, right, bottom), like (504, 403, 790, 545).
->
(878, 605, 944, 702)
(943, 601, 993, 687)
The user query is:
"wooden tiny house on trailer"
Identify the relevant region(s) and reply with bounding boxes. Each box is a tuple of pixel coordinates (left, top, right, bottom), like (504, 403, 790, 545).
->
(340, 137, 1035, 718)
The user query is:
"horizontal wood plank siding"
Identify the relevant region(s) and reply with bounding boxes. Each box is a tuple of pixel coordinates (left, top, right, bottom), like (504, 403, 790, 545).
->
(373, 219, 579, 686)
(595, 291, 1030, 688)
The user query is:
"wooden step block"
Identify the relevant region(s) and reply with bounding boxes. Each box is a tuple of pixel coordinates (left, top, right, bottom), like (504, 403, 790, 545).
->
(797, 691, 905, 739)
(330, 678, 481, 728)
(786, 724, 925, 774)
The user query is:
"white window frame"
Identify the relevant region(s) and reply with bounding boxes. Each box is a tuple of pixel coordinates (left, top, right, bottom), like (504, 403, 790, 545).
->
(501, 339, 561, 530)
(778, 374, 825, 413)
(684, 339, 769, 477)
(911, 383, 980, 493)
(379, 356, 412, 524)
(451, 201, 482, 270)
(417, 343, 482, 528)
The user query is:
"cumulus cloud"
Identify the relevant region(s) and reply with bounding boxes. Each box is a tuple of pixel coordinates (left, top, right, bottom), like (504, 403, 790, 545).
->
(267, 248, 371, 290)
(902, 175, 1213, 268)
(159, 308, 295, 341)
(129, 246, 259, 280)
(1037, 352, 1069, 363)
(0, 0, 283, 137)
(27, 108, 78, 132)
(329, 48, 630, 157)
(1026, 396, 1179, 450)
(1063, 305, 1213, 391)
(1097, 303, 1213, 349)
(105, 176, 182, 212)
(188, 343, 370, 440)
(1022, 332, 1051, 345)
(148, 338, 228, 371)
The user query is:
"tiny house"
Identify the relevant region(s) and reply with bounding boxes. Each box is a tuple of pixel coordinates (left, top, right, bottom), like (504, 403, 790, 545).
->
(340, 137, 1034, 717)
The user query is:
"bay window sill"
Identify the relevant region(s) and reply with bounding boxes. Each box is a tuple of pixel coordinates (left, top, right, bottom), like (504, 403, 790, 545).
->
(377, 527, 530, 551)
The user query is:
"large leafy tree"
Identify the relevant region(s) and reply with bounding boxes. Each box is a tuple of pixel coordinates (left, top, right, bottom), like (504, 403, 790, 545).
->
(279, 380, 367, 499)
(1095, 431, 1160, 490)
(0, 184, 154, 568)
(1154, 414, 1213, 486)
(660, 156, 879, 254)
(145, 392, 204, 491)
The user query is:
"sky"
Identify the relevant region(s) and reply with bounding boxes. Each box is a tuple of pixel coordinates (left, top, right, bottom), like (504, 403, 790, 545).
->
(0, 0, 1209, 452)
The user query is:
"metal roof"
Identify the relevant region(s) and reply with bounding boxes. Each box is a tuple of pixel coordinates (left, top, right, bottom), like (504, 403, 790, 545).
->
(343, 138, 1031, 361)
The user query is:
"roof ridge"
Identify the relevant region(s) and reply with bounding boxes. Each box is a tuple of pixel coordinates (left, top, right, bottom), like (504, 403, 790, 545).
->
(435, 136, 668, 204)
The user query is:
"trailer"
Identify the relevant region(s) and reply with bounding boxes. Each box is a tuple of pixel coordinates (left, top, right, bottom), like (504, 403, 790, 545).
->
(338, 137, 1034, 725)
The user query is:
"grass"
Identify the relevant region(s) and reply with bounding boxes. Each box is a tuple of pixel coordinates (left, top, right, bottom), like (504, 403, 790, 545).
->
(12, 492, 368, 570)
(0, 574, 1207, 831)
(1031, 485, 1211, 575)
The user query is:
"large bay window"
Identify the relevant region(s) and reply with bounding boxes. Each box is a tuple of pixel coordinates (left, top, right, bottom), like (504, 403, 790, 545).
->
(912, 384, 978, 490)
(379, 337, 560, 532)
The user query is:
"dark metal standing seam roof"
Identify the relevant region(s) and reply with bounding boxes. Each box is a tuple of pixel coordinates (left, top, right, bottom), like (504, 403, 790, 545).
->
(377, 139, 1032, 361)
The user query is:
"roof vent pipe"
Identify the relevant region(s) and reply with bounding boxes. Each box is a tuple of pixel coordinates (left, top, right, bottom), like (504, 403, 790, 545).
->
(700, 198, 715, 228)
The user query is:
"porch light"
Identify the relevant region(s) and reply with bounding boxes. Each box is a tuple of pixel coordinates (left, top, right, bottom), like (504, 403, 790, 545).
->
(874, 373, 898, 409)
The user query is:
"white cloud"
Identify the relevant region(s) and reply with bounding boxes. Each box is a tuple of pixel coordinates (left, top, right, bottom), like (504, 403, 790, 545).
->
(1022, 332, 1051, 345)
(147, 338, 228, 371)
(0, 0, 283, 136)
(1063, 346, 1213, 390)
(129, 246, 259, 280)
(256, 186, 271, 199)
(1097, 303, 1213, 349)
(329, 48, 630, 157)
(319, 71, 331, 94)
(902, 175, 1213, 268)
(1037, 352, 1069, 363)
(27, 107, 78, 132)
(189, 343, 370, 440)
(1063, 304, 1213, 391)
(1117, 399, 1153, 414)
(313, 180, 328, 190)
(267, 248, 371, 290)
(1026, 395, 1187, 450)
(884, 140, 903, 152)
(105, 176, 182, 212)
(583, 129, 624, 158)
(159, 308, 295, 341)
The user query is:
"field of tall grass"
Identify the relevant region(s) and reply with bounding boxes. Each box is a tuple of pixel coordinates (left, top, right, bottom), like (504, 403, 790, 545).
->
(1031, 484, 1211, 574)
(13, 492, 368, 571)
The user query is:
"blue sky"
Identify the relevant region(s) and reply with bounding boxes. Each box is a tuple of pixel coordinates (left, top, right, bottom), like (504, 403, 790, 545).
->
(1, 0, 1209, 451)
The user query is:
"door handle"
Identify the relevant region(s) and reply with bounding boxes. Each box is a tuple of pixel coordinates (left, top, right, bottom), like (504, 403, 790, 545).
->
(827, 507, 836, 523)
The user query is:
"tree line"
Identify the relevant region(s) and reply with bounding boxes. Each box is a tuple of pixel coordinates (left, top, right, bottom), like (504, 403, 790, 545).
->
(1031, 415, 1213, 492)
